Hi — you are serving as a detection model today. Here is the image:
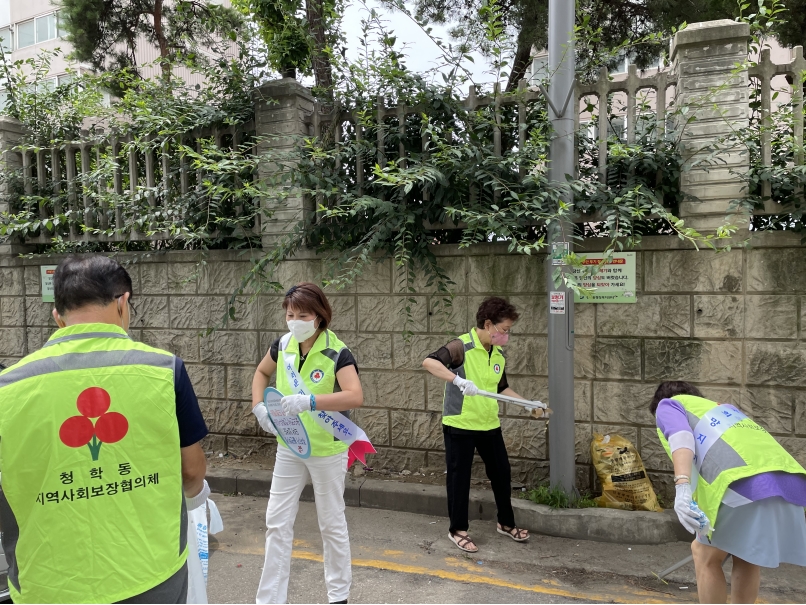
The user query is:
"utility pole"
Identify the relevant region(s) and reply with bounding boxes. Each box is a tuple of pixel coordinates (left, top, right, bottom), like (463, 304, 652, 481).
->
(546, 0, 576, 494)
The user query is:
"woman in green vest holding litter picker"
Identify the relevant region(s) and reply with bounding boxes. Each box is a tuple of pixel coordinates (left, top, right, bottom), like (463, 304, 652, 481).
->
(652, 381, 806, 604)
(423, 297, 543, 554)
(251, 283, 365, 604)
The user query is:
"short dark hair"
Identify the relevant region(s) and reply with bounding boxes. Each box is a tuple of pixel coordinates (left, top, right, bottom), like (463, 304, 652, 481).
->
(54, 255, 133, 315)
(282, 282, 333, 330)
(649, 381, 704, 415)
(475, 297, 519, 328)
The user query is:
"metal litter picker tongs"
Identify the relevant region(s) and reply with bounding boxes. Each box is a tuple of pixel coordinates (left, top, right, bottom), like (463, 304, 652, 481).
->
(477, 390, 552, 418)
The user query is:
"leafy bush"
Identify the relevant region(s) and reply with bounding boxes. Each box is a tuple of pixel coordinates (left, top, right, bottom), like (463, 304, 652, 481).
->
(234, 0, 731, 318)
(0, 36, 269, 253)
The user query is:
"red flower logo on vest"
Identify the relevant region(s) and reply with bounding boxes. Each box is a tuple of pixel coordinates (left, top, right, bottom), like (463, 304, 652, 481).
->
(59, 387, 129, 461)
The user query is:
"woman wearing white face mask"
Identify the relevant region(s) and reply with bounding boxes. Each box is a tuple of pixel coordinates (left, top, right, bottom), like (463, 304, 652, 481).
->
(422, 297, 530, 554)
(251, 282, 364, 604)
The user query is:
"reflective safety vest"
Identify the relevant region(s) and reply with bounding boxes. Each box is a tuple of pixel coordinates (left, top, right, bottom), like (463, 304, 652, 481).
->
(441, 329, 505, 431)
(658, 394, 806, 534)
(0, 323, 186, 603)
(275, 330, 350, 457)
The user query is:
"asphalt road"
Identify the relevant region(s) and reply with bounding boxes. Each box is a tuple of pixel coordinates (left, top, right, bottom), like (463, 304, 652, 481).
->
(205, 494, 702, 604)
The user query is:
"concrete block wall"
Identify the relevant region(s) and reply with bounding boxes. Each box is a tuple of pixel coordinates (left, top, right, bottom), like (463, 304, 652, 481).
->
(2, 235, 806, 503)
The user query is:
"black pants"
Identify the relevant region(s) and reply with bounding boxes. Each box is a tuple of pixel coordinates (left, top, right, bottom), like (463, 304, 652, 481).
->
(443, 425, 516, 534)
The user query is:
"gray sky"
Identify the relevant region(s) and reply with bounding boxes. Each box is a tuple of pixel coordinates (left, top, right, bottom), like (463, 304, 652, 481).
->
(338, 0, 499, 86)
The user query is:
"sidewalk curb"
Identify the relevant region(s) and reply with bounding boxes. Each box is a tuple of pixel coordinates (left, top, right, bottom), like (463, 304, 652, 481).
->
(207, 468, 688, 544)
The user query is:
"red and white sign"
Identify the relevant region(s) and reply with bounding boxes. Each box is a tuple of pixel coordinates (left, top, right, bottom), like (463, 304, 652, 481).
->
(550, 291, 566, 314)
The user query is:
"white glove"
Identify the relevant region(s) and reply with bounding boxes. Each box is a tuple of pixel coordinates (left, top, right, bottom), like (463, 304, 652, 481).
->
(186, 480, 210, 511)
(252, 404, 277, 436)
(281, 394, 312, 416)
(674, 483, 712, 535)
(453, 375, 479, 397)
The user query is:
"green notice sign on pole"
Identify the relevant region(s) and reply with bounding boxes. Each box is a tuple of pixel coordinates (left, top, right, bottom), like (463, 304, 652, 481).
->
(572, 252, 637, 303)
(41, 265, 58, 303)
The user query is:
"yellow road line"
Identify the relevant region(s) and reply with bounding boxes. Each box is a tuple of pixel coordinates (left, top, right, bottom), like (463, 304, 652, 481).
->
(211, 543, 688, 604)
(289, 550, 681, 604)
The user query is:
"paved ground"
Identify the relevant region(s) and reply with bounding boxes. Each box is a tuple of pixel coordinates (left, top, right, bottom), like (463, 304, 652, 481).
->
(207, 494, 805, 604)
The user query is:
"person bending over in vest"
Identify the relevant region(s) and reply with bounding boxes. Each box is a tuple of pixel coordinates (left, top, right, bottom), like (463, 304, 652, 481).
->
(652, 381, 806, 604)
(251, 283, 364, 604)
(0, 255, 209, 604)
(422, 297, 534, 554)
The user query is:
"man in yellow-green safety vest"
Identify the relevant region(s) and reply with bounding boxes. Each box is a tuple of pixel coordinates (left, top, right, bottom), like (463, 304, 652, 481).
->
(423, 297, 541, 554)
(0, 255, 209, 604)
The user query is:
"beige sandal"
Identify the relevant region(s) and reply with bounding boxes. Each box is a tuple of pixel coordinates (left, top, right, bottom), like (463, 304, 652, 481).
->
(448, 531, 479, 553)
(497, 524, 529, 542)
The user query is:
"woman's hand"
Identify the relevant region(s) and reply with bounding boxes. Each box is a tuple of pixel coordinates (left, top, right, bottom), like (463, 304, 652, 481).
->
(281, 394, 312, 416)
(670, 447, 711, 534)
(252, 404, 278, 436)
(308, 365, 364, 411)
(453, 375, 479, 396)
(674, 482, 711, 534)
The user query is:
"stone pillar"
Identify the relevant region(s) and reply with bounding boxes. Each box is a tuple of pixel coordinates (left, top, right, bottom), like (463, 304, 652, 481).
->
(671, 20, 751, 231)
(0, 116, 31, 256)
(254, 78, 316, 248)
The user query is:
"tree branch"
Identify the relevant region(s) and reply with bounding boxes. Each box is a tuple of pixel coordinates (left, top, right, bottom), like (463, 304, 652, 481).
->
(153, 0, 171, 80)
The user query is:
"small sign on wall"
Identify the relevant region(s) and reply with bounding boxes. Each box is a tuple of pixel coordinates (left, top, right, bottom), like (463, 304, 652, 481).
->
(572, 252, 637, 304)
(41, 265, 57, 303)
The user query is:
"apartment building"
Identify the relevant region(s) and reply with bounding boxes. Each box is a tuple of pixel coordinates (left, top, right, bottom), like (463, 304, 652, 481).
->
(0, 0, 236, 102)
(0, 0, 75, 88)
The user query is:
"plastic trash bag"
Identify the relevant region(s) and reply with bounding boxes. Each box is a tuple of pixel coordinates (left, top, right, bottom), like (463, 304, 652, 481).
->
(591, 433, 663, 512)
(187, 498, 224, 604)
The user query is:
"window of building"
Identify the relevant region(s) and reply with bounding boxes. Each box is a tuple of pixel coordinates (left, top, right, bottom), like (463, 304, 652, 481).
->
(37, 77, 57, 93)
(0, 26, 10, 53)
(21, 78, 56, 95)
(36, 13, 57, 44)
(642, 55, 664, 71)
(580, 116, 626, 142)
(0, 0, 9, 28)
(17, 19, 35, 48)
(57, 73, 73, 86)
(57, 12, 68, 39)
(579, 120, 597, 144)
(635, 112, 657, 140)
(530, 54, 548, 83)
(616, 117, 628, 140)
(610, 53, 663, 76)
(16, 13, 58, 49)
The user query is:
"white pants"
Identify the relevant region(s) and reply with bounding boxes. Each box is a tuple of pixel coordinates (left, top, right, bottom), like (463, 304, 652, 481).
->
(256, 446, 351, 604)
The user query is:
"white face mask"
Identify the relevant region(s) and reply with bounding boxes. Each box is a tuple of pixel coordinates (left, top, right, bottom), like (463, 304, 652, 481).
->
(287, 318, 318, 342)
